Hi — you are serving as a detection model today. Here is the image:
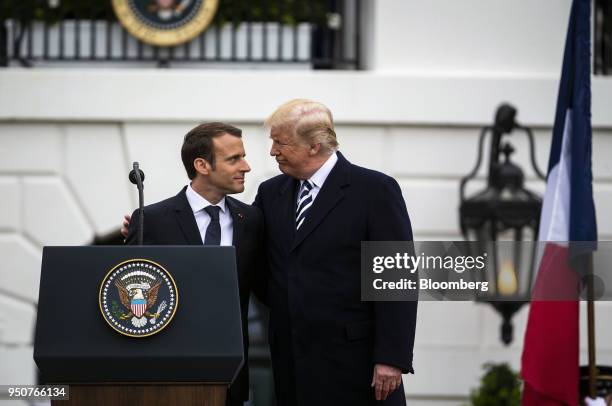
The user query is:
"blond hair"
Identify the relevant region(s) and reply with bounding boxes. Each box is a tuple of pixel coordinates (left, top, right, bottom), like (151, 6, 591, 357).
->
(265, 99, 339, 154)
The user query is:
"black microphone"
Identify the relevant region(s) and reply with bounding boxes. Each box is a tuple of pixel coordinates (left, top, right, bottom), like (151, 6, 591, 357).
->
(128, 162, 145, 245)
(129, 167, 145, 185)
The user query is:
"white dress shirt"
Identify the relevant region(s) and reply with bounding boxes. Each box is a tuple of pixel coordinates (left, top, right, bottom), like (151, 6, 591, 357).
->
(299, 152, 338, 202)
(185, 184, 233, 246)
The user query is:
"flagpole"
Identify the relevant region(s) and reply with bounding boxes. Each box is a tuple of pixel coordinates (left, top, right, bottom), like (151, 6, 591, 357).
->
(586, 253, 597, 399)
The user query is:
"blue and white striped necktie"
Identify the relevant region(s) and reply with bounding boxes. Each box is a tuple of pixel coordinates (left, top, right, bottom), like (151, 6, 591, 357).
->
(296, 180, 314, 230)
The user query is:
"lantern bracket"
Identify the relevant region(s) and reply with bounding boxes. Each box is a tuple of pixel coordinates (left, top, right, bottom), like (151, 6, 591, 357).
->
(459, 104, 546, 203)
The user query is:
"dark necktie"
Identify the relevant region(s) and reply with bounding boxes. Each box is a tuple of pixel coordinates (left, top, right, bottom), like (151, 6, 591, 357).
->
(204, 206, 221, 245)
(296, 180, 314, 230)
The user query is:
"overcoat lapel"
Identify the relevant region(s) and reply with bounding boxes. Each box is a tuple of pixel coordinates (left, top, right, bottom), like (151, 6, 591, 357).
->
(290, 153, 350, 252)
(276, 176, 299, 251)
(172, 187, 204, 245)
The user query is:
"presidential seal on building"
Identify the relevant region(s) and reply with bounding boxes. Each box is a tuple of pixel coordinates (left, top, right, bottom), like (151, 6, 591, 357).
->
(99, 259, 178, 337)
(112, 0, 219, 46)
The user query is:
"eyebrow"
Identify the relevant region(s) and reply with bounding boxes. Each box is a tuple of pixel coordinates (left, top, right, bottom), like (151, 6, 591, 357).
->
(225, 153, 245, 161)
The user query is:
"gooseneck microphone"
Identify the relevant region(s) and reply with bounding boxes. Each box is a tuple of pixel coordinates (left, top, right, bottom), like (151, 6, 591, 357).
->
(128, 162, 145, 245)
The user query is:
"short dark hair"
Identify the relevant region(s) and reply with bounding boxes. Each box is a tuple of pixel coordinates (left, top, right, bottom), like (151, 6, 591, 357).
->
(181, 122, 242, 179)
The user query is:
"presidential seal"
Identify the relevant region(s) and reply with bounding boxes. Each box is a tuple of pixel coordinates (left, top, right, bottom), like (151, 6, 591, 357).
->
(112, 0, 219, 47)
(99, 259, 178, 337)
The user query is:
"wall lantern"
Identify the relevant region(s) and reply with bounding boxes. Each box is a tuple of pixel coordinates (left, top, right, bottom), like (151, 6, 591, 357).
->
(459, 103, 545, 345)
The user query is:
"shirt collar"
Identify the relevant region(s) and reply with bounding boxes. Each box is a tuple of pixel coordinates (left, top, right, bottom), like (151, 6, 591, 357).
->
(186, 184, 227, 214)
(304, 152, 338, 189)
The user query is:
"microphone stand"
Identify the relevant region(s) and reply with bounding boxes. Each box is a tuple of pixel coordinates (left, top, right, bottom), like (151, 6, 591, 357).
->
(129, 162, 145, 245)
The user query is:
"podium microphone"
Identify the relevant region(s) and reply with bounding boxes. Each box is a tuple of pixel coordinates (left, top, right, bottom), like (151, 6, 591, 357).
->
(129, 162, 145, 245)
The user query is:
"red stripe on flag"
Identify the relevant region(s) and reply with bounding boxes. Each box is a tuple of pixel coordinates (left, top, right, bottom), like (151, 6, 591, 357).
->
(523, 382, 576, 406)
(532, 244, 580, 301)
(521, 244, 579, 406)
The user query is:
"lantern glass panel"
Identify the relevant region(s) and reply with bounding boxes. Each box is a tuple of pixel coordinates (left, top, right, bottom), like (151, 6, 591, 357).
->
(468, 224, 538, 301)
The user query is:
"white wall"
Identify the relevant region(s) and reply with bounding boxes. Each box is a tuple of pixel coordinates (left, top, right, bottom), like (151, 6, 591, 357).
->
(367, 0, 573, 75)
(1, 0, 612, 404)
(1, 112, 611, 403)
(2, 70, 612, 127)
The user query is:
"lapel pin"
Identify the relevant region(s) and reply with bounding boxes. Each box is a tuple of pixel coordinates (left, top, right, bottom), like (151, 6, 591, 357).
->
(238, 213, 244, 219)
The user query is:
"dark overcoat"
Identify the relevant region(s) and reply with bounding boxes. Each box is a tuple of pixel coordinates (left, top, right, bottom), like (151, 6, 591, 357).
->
(254, 152, 417, 406)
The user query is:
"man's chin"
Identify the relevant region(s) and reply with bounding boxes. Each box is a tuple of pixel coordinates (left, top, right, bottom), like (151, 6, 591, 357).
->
(222, 185, 244, 195)
(277, 163, 291, 176)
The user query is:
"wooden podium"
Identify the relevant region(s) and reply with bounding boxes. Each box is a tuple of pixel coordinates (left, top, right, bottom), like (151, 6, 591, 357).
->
(58, 384, 226, 406)
(35, 246, 244, 406)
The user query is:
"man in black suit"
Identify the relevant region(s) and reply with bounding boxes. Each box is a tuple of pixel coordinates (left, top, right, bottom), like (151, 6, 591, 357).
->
(125, 122, 265, 406)
(254, 99, 417, 406)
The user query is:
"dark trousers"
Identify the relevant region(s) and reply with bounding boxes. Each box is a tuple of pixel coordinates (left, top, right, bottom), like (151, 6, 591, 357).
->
(226, 393, 244, 406)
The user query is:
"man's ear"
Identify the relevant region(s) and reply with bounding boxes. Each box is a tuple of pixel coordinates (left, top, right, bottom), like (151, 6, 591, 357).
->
(194, 158, 212, 176)
(309, 143, 321, 155)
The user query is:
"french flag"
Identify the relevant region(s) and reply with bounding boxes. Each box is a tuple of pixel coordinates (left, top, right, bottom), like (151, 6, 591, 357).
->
(521, 0, 597, 405)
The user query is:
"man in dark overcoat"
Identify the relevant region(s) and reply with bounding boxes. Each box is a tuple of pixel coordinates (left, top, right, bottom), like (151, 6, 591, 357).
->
(254, 99, 418, 406)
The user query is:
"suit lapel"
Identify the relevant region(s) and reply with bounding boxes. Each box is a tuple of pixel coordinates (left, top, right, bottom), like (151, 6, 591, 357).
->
(173, 187, 204, 245)
(226, 197, 244, 247)
(290, 153, 350, 252)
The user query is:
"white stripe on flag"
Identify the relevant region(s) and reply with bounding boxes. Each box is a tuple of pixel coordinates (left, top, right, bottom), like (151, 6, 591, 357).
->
(533, 109, 573, 281)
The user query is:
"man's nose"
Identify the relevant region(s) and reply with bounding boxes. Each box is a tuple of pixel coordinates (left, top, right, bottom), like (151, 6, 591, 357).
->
(270, 143, 278, 156)
(242, 159, 251, 173)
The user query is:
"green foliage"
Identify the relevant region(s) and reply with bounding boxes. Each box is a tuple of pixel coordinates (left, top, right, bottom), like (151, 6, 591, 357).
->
(111, 300, 123, 319)
(468, 363, 522, 406)
(215, 0, 327, 25)
(0, 0, 327, 25)
(1, 0, 112, 22)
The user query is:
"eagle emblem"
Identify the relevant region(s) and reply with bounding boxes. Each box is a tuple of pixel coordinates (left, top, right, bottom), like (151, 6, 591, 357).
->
(111, 0, 219, 47)
(99, 259, 178, 337)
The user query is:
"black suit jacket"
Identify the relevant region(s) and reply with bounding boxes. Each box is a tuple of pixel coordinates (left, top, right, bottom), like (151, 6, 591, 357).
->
(254, 152, 417, 406)
(126, 186, 265, 402)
